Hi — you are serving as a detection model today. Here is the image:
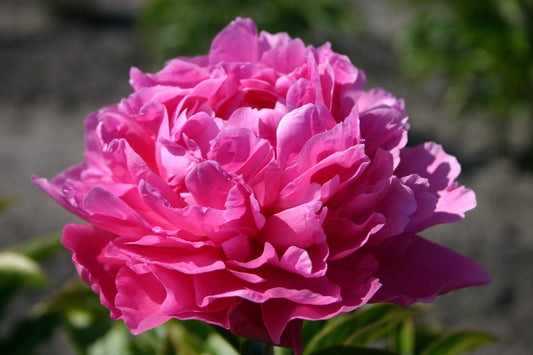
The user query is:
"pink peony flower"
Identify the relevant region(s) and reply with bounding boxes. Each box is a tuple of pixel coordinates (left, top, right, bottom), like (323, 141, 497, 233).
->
(33, 18, 490, 353)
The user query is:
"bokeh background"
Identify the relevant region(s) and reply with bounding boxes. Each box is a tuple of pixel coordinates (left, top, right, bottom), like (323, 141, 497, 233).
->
(1, 0, 532, 354)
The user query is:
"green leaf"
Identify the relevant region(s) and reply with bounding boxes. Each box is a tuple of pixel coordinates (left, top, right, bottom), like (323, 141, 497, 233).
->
(87, 322, 134, 355)
(166, 320, 204, 355)
(0, 251, 47, 288)
(393, 318, 415, 355)
(0, 251, 47, 314)
(205, 332, 240, 355)
(273, 345, 294, 355)
(310, 345, 398, 355)
(420, 329, 496, 355)
(304, 304, 416, 354)
(301, 319, 328, 348)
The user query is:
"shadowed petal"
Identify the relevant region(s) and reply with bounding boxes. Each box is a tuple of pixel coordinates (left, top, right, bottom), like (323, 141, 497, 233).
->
(371, 235, 491, 306)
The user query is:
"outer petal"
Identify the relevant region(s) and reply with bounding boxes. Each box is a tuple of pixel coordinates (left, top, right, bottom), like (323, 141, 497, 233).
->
(115, 266, 172, 334)
(359, 106, 409, 167)
(370, 235, 491, 306)
(395, 142, 477, 230)
(209, 17, 259, 64)
(129, 59, 209, 91)
(62, 224, 123, 319)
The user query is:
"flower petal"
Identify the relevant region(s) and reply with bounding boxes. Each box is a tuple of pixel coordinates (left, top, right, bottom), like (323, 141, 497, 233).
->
(371, 234, 491, 306)
(209, 17, 259, 64)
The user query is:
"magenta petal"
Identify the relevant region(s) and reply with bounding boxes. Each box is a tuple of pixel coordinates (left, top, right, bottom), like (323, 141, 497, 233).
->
(157, 139, 199, 188)
(260, 257, 381, 346)
(356, 87, 405, 113)
(276, 104, 336, 167)
(286, 78, 317, 110)
(324, 214, 385, 260)
(261, 201, 326, 249)
(209, 127, 274, 179)
(32, 166, 88, 214)
(273, 243, 329, 278)
(129, 59, 209, 91)
(371, 235, 491, 306)
(115, 266, 171, 334)
(395, 142, 477, 229)
(185, 161, 234, 209)
(359, 106, 409, 166)
(114, 238, 225, 275)
(180, 112, 220, 157)
(396, 142, 462, 193)
(209, 17, 259, 64)
(260, 37, 306, 74)
(62, 224, 123, 319)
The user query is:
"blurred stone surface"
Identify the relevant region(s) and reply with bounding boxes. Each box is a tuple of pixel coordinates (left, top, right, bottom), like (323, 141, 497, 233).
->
(1, 1, 531, 354)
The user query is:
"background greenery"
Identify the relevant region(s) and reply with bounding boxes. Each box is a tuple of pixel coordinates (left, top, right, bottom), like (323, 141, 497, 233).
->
(395, 0, 533, 161)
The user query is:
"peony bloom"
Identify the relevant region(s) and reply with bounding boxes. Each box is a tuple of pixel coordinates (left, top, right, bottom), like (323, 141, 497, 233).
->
(34, 18, 490, 353)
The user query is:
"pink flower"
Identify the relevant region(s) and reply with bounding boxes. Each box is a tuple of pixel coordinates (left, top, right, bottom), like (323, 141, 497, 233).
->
(33, 18, 490, 353)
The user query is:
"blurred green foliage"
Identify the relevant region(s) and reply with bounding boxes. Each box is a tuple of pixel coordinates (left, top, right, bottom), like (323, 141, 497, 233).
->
(136, 0, 362, 64)
(396, 0, 533, 154)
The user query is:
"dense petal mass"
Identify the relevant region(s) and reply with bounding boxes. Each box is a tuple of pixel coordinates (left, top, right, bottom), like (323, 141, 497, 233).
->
(34, 17, 489, 354)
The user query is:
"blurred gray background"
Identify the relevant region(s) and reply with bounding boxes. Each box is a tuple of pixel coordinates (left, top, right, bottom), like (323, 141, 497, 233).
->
(1, 0, 532, 354)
